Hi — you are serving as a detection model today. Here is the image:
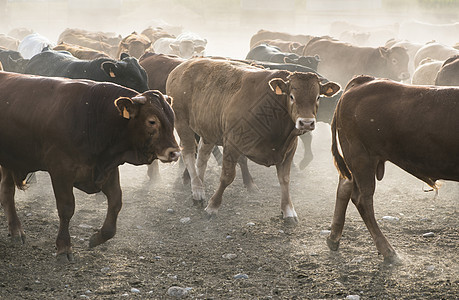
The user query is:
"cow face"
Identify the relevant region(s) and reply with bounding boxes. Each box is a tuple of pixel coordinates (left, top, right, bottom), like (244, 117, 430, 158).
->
(101, 55, 149, 92)
(114, 90, 180, 164)
(121, 40, 151, 59)
(269, 72, 341, 133)
(379, 46, 410, 81)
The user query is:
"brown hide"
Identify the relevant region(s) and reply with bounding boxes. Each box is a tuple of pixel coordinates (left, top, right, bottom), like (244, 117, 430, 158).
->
(0, 34, 20, 51)
(117, 32, 151, 59)
(328, 75, 459, 262)
(53, 42, 111, 60)
(435, 55, 459, 86)
(58, 31, 118, 58)
(139, 52, 185, 92)
(303, 37, 410, 87)
(250, 29, 313, 48)
(141, 27, 175, 44)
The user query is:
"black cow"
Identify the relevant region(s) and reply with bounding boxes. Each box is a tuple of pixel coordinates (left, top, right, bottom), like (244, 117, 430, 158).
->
(0, 71, 180, 262)
(24, 50, 149, 92)
(246, 44, 320, 70)
(0, 49, 29, 73)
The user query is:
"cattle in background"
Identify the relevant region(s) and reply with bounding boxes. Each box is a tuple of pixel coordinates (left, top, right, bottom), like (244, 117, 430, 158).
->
(411, 58, 443, 85)
(303, 37, 410, 87)
(386, 39, 425, 78)
(435, 55, 459, 86)
(153, 32, 207, 59)
(413, 42, 459, 68)
(8, 27, 34, 40)
(250, 29, 314, 48)
(53, 42, 111, 60)
(58, 30, 119, 58)
(18, 33, 55, 59)
(399, 20, 459, 45)
(0, 71, 179, 262)
(339, 30, 370, 46)
(58, 28, 122, 46)
(246, 44, 320, 70)
(0, 49, 29, 73)
(25, 50, 148, 93)
(117, 32, 151, 59)
(251, 39, 305, 55)
(328, 75, 459, 264)
(141, 26, 175, 44)
(329, 21, 399, 47)
(167, 58, 340, 221)
(0, 34, 20, 50)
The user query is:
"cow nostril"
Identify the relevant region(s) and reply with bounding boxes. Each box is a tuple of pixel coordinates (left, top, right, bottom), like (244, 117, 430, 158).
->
(298, 120, 305, 127)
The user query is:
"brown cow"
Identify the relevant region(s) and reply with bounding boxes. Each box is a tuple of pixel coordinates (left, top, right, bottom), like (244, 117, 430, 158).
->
(141, 26, 175, 44)
(58, 30, 119, 58)
(167, 58, 340, 221)
(303, 37, 410, 87)
(250, 29, 314, 49)
(59, 28, 122, 46)
(0, 72, 180, 262)
(0, 34, 20, 50)
(53, 42, 111, 60)
(252, 39, 305, 55)
(435, 55, 459, 86)
(117, 32, 152, 59)
(328, 75, 459, 263)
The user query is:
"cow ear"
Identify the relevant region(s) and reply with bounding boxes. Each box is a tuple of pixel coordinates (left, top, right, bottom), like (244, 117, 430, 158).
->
(320, 82, 341, 97)
(269, 78, 288, 95)
(314, 54, 321, 61)
(114, 97, 137, 119)
(194, 45, 205, 53)
(101, 61, 118, 78)
(120, 52, 130, 60)
(378, 47, 389, 57)
(170, 43, 180, 51)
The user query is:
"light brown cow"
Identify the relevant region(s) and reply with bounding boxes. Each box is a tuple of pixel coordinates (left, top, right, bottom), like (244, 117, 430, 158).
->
(250, 29, 314, 49)
(328, 75, 459, 264)
(166, 58, 340, 221)
(303, 37, 410, 87)
(435, 55, 459, 86)
(411, 58, 443, 85)
(0, 34, 20, 51)
(117, 32, 151, 59)
(59, 28, 122, 46)
(141, 26, 175, 44)
(53, 42, 111, 60)
(58, 30, 119, 58)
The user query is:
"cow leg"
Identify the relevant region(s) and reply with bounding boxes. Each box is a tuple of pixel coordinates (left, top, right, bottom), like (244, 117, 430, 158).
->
(237, 156, 258, 193)
(49, 172, 76, 263)
(89, 168, 122, 249)
(175, 123, 205, 203)
(298, 132, 313, 170)
(196, 139, 214, 182)
(211, 146, 223, 166)
(276, 141, 298, 224)
(351, 162, 400, 264)
(147, 160, 161, 184)
(327, 176, 353, 251)
(205, 146, 239, 216)
(0, 167, 25, 244)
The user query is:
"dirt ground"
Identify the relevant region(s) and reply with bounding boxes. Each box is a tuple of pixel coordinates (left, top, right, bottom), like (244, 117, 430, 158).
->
(0, 123, 457, 299)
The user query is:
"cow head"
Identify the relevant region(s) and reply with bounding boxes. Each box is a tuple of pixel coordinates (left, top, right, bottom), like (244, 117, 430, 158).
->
(114, 90, 180, 164)
(170, 40, 205, 59)
(378, 46, 410, 81)
(269, 72, 341, 133)
(120, 40, 151, 59)
(101, 54, 149, 92)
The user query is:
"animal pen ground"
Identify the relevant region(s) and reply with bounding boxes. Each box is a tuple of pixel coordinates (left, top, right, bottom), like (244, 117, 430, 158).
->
(0, 0, 458, 299)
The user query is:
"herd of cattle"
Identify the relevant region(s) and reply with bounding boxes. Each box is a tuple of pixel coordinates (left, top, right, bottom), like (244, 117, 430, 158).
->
(0, 20, 457, 264)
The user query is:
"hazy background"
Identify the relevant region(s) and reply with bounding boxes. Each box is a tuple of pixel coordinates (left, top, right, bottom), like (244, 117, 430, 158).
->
(0, 0, 458, 59)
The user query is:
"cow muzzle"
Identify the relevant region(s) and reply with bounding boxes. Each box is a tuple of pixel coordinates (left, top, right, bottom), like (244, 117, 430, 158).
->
(157, 147, 181, 163)
(398, 72, 410, 81)
(296, 118, 316, 132)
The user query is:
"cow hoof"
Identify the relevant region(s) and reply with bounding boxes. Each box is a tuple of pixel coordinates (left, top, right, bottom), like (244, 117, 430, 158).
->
(89, 233, 104, 248)
(326, 237, 340, 251)
(192, 188, 205, 202)
(246, 183, 259, 194)
(383, 254, 403, 266)
(283, 216, 299, 226)
(56, 252, 75, 264)
(204, 206, 218, 218)
(9, 234, 26, 245)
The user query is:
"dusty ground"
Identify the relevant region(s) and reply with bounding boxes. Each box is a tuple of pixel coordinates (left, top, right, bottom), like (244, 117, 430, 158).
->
(0, 123, 457, 299)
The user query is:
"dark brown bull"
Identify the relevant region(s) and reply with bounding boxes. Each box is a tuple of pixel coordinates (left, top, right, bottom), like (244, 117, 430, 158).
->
(303, 37, 410, 87)
(167, 58, 340, 221)
(0, 71, 180, 263)
(329, 75, 459, 263)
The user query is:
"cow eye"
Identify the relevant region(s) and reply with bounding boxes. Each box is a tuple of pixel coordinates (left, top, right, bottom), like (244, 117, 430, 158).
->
(289, 94, 295, 102)
(149, 120, 156, 125)
(392, 58, 398, 64)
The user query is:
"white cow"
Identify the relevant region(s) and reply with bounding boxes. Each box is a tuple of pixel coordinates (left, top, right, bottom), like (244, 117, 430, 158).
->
(153, 32, 206, 59)
(411, 58, 443, 85)
(414, 42, 459, 68)
(18, 33, 55, 59)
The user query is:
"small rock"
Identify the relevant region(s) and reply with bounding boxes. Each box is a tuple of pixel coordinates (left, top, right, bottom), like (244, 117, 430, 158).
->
(85, 290, 92, 294)
(423, 232, 435, 238)
(246, 222, 255, 226)
(79, 224, 92, 229)
(319, 230, 331, 236)
(121, 293, 129, 297)
(154, 256, 161, 260)
(131, 288, 141, 293)
(382, 216, 399, 222)
(100, 267, 110, 273)
(233, 273, 249, 279)
(167, 286, 189, 298)
(222, 253, 237, 260)
(226, 235, 233, 239)
(278, 230, 285, 234)
(310, 252, 319, 256)
(180, 217, 191, 224)
(26, 213, 32, 217)
(167, 208, 175, 214)
(426, 265, 435, 271)
(346, 295, 361, 300)
(136, 225, 143, 230)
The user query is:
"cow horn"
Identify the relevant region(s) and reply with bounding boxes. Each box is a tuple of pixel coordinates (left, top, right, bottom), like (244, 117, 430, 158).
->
(131, 95, 146, 104)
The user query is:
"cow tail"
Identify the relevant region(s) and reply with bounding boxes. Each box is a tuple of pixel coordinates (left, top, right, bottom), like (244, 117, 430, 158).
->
(331, 107, 352, 180)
